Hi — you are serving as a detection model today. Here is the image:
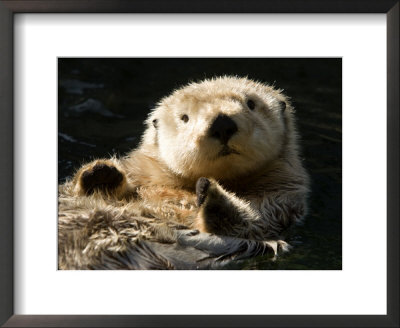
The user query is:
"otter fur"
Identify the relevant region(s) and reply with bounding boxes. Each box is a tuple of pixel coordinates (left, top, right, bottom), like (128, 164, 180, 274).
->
(58, 76, 309, 269)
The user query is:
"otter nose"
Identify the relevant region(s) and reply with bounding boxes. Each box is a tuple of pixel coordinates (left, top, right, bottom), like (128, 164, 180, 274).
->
(209, 114, 238, 144)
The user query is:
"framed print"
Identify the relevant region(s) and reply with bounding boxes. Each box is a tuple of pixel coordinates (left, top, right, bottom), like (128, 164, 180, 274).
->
(0, 1, 398, 327)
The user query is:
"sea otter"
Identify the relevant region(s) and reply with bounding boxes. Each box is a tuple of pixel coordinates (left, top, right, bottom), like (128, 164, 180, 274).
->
(58, 76, 309, 269)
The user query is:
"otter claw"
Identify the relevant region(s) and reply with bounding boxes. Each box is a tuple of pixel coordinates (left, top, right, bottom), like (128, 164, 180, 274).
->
(196, 177, 211, 207)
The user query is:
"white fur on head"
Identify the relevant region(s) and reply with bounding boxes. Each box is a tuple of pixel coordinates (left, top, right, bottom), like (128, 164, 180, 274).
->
(144, 76, 293, 181)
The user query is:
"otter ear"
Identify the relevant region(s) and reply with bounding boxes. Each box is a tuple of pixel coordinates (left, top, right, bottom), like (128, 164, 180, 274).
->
(145, 111, 159, 129)
(279, 100, 286, 112)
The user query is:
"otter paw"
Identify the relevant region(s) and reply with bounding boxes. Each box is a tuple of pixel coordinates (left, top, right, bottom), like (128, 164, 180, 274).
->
(266, 240, 292, 261)
(277, 240, 292, 254)
(196, 177, 211, 207)
(195, 178, 236, 235)
(80, 163, 124, 195)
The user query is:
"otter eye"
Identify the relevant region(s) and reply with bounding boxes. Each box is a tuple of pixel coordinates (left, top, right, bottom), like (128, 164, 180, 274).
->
(152, 119, 158, 128)
(181, 114, 189, 123)
(246, 99, 256, 110)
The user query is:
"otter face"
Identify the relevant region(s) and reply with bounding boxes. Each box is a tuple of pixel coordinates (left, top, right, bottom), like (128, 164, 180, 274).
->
(148, 77, 291, 180)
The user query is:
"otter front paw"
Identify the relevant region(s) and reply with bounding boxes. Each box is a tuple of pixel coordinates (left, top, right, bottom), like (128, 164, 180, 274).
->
(196, 177, 211, 207)
(195, 177, 261, 238)
(75, 160, 126, 197)
(195, 178, 240, 235)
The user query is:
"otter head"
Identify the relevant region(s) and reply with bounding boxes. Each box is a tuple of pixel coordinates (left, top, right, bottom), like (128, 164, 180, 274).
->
(143, 76, 294, 181)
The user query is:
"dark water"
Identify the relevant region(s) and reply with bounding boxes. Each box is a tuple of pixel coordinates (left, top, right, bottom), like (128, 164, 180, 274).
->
(58, 58, 342, 270)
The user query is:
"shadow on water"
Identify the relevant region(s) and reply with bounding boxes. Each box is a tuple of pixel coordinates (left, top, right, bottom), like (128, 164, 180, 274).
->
(58, 58, 342, 270)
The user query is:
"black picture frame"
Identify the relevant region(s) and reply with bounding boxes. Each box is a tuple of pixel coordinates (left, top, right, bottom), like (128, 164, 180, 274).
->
(0, 1, 398, 327)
